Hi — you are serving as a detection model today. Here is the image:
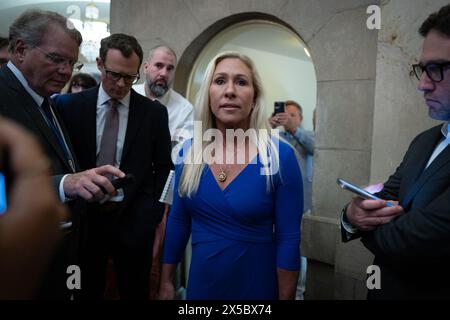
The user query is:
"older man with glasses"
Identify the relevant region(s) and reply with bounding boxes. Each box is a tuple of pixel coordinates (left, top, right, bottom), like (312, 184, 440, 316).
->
(53, 33, 173, 299)
(340, 4, 450, 299)
(0, 9, 124, 299)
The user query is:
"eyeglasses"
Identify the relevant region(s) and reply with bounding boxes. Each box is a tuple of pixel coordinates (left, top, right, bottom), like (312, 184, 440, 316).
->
(32, 45, 83, 71)
(412, 62, 450, 82)
(104, 68, 140, 85)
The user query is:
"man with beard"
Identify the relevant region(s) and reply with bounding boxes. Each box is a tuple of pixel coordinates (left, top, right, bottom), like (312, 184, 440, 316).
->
(134, 45, 193, 299)
(133, 45, 193, 150)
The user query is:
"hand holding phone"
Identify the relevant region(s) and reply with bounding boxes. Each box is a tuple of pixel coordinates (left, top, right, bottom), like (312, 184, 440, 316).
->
(112, 173, 136, 190)
(337, 178, 393, 207)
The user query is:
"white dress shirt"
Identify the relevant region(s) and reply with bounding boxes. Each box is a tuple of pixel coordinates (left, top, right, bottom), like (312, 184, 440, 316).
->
(96, 84, 130, 201)
(133, 84, 194, 144)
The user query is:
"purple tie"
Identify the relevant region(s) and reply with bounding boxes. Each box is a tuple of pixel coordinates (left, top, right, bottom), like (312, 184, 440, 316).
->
(97, 99, 119, 167)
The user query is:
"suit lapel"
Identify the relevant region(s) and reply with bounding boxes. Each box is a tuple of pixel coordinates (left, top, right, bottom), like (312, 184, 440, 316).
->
(121, 91, 144, 164)
(402, 125, 448, 208)
(2, 67, 69, 169)
(51, 105, 79, 172)
(81, 89, 99, 168)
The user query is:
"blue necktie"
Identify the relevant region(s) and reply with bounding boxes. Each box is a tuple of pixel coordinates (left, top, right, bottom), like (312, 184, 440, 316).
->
(41, 98, 72, 165)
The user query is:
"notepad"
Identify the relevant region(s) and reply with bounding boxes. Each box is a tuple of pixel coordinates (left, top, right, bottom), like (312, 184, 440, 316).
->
(159, 170, 175, 205)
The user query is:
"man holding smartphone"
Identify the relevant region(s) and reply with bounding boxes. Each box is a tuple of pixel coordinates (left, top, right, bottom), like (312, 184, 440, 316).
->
(341, 4, 450, 299)
(54, 33, 172, 299)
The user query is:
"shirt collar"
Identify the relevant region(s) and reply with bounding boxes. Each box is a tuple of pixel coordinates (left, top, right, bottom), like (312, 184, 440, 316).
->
(6, 61, 44, 107)
(98, 83, 130, 108)
(441, 122, 449, 139)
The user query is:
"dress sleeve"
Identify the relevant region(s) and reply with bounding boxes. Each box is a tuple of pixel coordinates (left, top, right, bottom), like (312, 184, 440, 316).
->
(274, 143, 304, 270)
(162, 164, 192, 264)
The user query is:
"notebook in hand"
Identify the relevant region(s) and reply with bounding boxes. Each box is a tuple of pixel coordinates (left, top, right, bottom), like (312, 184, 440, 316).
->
(159, 170, 175, 205)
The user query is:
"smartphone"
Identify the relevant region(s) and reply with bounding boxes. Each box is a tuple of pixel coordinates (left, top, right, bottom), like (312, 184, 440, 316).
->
(0, 172, 6, 215)
(274, 101, 285, 114)
(337, 178, 393, 206)
(112, 174, 136, 190)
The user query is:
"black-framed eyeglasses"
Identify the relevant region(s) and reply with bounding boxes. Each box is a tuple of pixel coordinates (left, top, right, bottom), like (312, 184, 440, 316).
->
(32, 45, 83, 71)
(412, 62, 450, 82)
(104, 68, 140, 85)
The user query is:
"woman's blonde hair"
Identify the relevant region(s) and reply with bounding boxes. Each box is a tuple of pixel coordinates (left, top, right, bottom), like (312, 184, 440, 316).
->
(178, 51, 280, 197)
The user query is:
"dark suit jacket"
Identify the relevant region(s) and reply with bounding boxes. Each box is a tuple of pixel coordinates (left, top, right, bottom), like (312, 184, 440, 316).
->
(0, 65, 78, 186)
(343, 124, 450, 299)
(53, 87, 173, 235)
(0, 64, 81, 299)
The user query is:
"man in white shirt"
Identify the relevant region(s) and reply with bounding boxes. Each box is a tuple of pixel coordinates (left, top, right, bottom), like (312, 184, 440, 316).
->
(341, 4, 450, 299)
(134, 45, 193, 151)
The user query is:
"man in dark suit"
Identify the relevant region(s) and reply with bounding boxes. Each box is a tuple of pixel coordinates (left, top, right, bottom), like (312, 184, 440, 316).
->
(341, 4, 450, 299)
(54, 33, 173, 299)
(0, 10, 124, 299)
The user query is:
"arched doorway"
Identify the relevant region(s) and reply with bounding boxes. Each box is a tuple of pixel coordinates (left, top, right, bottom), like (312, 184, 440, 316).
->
(185, 19, 316, 130)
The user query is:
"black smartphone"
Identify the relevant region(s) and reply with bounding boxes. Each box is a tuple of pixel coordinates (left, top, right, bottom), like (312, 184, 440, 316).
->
(274, 101, 285, 114)
(112, 174, 136, 190)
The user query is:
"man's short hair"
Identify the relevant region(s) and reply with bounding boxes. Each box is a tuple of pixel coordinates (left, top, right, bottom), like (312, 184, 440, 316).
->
(147, 44, 177, 63)
(285, 100, 303, 115)
(100, 33, 143, 68)
(419, 4, 450, 38)
(8, 9, 82, 53)
(0, 37, 8, 50)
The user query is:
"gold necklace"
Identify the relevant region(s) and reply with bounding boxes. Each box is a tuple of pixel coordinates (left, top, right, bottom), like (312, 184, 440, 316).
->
(217, 162, 231, 183)
(217, 167, 227, 182)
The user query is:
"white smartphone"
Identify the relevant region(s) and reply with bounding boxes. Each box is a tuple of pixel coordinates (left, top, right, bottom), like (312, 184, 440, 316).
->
(337, 178, 393, 206)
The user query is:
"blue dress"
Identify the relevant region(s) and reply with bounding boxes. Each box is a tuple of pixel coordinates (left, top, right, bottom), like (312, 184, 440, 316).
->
(163, 140, 303, 300)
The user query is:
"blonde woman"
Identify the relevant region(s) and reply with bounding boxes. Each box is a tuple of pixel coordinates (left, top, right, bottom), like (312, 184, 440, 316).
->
(159, 52, 303, 300)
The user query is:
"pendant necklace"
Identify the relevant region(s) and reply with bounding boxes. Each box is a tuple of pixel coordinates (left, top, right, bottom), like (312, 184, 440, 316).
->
(217, 164, 228, 182)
